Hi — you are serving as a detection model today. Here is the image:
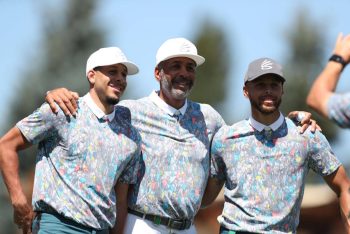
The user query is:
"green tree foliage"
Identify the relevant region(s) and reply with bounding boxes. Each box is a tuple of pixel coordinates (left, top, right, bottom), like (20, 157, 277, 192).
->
(190, 19, 231, 119)
(7, 0, 105, 171)
(281, 9, 339, 143)
(0, 1, 105, 232)
(280, 9, 339, 184)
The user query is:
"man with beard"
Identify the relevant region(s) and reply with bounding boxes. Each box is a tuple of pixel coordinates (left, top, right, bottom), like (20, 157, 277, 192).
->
(44, 41, 317, 234)
(0, 47, 141, 234)
(203, 58, 350, 233)
(45, 38, 225, 234)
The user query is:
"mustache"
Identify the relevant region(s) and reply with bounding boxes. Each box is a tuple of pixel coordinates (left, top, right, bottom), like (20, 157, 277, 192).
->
(172, 76, 193, 86)
(260, 95, 276, 100)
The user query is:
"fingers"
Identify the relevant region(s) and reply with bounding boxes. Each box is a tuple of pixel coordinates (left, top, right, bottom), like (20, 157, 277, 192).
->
(295, 111, 312, 134)
(21, 221, 32, 234)
(15, 209, 34, 234)
(45, 88, 79, 116)
(45, 91, 59, 114)
(69, 91, 79, 112)
(299, 112, 312, 125)
(309, 119, 317, 133)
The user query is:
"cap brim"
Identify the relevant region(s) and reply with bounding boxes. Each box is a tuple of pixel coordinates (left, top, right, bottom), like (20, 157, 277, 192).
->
(120, 62, 139, 75)
(157, 54, 205, 67)
(245, 73, 285, 83)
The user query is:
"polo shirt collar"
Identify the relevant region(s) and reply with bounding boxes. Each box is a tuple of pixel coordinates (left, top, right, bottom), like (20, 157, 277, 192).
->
(82, 93, 115, 122)
(249, 112, 284, 132)
(149, 90, 187, 116)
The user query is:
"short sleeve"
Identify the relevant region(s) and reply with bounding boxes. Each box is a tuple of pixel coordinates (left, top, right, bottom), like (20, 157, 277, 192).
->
(307, 130, 341, 176)
(210, 129, 227, 181)
(16, 103, 62, 144)
(327, 93, 350, 128)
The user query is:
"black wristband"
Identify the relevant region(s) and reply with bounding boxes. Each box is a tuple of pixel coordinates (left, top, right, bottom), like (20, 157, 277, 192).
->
(329, 54, 347, 68)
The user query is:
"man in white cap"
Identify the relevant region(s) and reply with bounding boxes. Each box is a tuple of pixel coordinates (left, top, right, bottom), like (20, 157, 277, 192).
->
(0, 47, 141, 234)
(44, 37, 225, 233)
(204, 57, 350, 233)
(43, 39, 317, 234)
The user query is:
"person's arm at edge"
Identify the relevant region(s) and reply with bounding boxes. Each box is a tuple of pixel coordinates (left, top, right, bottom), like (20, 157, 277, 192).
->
(201, 177, 224, 208)
(45, 88, 80, 116)
(307, 33, 350, 118)
(323, 165, 350, 233)
(0, 127, 34, 233)
(110, 181, 129, 234)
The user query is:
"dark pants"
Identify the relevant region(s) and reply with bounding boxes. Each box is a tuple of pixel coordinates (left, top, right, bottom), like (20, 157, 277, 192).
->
(32, 212, 109, 234)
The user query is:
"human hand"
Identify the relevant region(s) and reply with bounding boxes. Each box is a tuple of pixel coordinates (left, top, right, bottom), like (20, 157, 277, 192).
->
(45, 88, 79, 116)
(287, 111, 321, 133)
(13, 199, 35, 234)
(333, 33, 350, 63)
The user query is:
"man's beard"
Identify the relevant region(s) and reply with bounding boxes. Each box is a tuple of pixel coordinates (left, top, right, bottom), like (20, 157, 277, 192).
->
(250, 97, 281, 115)
(160, 73, 194, 100)
(106, 96, 119, 105)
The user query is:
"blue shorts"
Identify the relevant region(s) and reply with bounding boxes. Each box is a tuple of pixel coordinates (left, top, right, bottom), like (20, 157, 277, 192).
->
(32, 212, 109, 234)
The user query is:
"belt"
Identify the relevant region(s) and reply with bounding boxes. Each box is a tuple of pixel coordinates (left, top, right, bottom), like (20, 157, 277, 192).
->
(128, 208, 192, 230)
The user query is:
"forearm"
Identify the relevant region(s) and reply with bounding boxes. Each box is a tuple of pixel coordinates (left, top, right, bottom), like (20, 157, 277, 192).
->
(339, 188, 350, 233)
(307, 62, 343, 117)
(0, 146, 28, 205)
(324, 166, 350, 233)
(0, 127, 31, 205)
(111, 182, 129, 234)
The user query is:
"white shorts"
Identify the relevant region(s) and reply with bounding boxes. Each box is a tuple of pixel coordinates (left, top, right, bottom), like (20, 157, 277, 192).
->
(124, 213, 197, 234)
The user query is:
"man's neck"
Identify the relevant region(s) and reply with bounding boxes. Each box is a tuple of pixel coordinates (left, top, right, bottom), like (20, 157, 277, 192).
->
(158, 91, 186, 109)
(251, 109, 281, 126)
(89, 91, 115, 114)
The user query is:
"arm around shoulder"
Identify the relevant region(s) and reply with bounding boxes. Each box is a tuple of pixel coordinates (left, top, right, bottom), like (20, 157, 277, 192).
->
(45, 87, 80, 116)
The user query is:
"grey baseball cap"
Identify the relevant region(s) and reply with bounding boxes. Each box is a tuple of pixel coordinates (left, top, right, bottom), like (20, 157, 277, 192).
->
(244, 57, 285, 83)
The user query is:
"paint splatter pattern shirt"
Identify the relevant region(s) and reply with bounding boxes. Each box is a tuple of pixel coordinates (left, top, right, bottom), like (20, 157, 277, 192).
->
(16, 94, 141, 229)
(118, 91, 225, 220)
(327, 93, 350, 128)
(211, 116, 340, 233)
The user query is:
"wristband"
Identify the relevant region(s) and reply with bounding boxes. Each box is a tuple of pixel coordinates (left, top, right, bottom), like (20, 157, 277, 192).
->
(329, 54, 347, 69)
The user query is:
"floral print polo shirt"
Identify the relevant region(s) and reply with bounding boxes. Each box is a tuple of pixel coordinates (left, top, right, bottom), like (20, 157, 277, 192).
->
(211, 114, 340, 233)
(118, 91, 225, 220)
(16, 93, 141, 229)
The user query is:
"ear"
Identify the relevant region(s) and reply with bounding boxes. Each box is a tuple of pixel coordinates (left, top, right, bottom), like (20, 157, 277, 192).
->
(243, 85, 249, 98)
(87, 70, 96, 85)
(154, 67, 161, 82)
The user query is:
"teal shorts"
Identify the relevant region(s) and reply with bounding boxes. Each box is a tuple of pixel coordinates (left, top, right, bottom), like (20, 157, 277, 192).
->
(32, 212, 109, 234)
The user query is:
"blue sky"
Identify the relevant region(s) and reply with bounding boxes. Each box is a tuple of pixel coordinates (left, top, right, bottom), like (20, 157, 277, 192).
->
(1, 0, 350, 164)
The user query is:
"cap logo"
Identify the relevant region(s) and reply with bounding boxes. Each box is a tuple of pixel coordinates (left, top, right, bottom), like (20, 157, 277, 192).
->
(261, 59, 273, 70)
(179, 42, 192, 53)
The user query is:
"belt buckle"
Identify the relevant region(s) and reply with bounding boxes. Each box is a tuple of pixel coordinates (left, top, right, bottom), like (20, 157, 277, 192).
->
(169, 219, 184, 230)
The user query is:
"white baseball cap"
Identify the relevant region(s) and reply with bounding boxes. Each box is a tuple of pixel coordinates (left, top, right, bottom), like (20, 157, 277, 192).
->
(156, 38, 205, 67)
(86, 47, 139, 76)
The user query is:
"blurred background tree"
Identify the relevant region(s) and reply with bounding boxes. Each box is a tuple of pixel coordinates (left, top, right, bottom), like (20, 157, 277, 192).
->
(0, 1, 105, 233)
(190, 18, 232, 121)
(280, 9, 340, 183)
